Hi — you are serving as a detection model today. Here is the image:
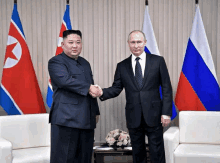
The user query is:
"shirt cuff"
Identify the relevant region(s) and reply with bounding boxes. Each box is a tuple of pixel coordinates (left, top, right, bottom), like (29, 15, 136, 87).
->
(162, 115, 170, 120)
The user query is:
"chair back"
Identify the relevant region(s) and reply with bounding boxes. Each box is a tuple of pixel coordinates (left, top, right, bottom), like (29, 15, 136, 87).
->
(179, 111, 220, 145)
(0, 113, 50, 149)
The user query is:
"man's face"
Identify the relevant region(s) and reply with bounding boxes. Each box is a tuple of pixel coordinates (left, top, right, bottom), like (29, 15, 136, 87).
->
(61, 34, 82, 59)
(128, 32, 146, 57)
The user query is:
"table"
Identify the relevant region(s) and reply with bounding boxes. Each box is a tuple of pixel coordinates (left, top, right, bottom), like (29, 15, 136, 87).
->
(94, 145, 151, 163)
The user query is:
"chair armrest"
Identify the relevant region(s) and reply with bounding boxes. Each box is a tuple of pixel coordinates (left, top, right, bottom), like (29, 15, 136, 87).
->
(164, 127, 180, 163)
(0, 137, 12, 163)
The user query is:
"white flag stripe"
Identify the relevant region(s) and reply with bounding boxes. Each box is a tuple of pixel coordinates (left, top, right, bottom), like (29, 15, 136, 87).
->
(142, 6, 160, 56)
(190, 6, 218, 82)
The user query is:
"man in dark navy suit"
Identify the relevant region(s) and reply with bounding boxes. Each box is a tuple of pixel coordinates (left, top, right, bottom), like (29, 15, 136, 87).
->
(91, 30, 173, 163)
(48, 30, 101, 163)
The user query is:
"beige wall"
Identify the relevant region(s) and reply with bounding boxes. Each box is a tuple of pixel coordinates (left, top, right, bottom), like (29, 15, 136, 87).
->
(0, 0, 220, 142)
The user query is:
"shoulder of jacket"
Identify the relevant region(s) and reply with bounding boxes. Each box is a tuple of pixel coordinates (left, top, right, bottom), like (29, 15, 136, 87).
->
(118, 55, 131, 65)
(147, 53, 163, 59)
(49, 54, 63, 63)
(78, 56, 89, 63)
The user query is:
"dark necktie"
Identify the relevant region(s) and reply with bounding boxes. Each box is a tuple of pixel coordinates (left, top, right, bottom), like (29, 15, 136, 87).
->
(135, 57, 143, 88)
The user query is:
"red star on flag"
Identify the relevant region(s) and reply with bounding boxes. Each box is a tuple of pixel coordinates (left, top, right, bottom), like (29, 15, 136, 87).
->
(4, 42, 18, 64)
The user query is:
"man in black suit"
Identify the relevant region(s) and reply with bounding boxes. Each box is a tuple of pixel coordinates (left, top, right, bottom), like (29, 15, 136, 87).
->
(48, 30, 100, 163)
(91, 30, 172, 163)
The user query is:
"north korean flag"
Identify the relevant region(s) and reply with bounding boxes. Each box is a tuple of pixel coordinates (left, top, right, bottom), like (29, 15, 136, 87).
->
(0, 4, 46, 115)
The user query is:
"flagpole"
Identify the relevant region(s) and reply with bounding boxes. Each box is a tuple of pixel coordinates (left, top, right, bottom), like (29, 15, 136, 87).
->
(67, 0, 69, 4)
(145, 0, 148, 6)
(195, 0, 198, 10)
(14, 0, 17, 3)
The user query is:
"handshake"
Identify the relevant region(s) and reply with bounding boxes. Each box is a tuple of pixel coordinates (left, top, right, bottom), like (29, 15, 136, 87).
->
(89, 84, 103, 98)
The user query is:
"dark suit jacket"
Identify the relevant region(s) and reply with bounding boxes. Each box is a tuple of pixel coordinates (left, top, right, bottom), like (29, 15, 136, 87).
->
(48, 52, 100, 129)
(100, 53, 172, 128)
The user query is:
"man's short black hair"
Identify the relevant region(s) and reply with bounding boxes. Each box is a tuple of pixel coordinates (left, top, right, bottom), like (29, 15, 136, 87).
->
(63, 30, 82, 39)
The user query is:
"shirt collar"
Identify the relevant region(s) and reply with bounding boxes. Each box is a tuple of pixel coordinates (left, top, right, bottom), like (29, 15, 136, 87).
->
(132, 51, 146, 62)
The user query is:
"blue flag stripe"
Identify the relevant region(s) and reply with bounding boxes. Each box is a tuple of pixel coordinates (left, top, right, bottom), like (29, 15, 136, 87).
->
(11, 4, 25, 37)
(0, 86, 21, 115)
(183, 39, 220, 111)
(46, 86, 53, 108)
(144, 47, 151, 54)
(64, 5, 72, 30)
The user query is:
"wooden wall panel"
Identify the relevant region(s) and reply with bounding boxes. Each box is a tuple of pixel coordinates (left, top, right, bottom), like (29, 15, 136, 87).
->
(0, 0, 220, 142)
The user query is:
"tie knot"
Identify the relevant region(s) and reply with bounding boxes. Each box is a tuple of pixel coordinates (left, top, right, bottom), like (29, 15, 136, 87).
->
(135, 57, 140, 61)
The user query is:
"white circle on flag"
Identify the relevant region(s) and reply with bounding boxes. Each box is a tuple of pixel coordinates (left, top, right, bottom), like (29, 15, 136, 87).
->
(4, 36, 22, 69)
(58, 37, 63, 47)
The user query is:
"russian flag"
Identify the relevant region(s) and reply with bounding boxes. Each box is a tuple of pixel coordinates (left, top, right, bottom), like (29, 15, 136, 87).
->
(0, 4, 46, 115)
(46, 4, 72, 108)
(175, 6, 220, 111)
(142, 5, 177, 120)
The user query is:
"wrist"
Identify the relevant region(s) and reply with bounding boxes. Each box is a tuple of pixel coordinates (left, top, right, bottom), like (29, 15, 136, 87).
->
(89, 84, 92, 92)
(162, 115, 170, 120)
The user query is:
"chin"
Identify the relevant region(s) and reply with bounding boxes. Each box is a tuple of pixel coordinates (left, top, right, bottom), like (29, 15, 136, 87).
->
(71, 54, 79, 57)
(134, 53, 141, 56)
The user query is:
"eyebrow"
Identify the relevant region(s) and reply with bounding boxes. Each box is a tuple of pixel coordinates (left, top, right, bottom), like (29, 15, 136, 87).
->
(68, 40, 81, 41)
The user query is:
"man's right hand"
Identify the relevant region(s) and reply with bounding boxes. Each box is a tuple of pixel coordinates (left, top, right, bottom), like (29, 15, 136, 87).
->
(89, 85, 103, 98)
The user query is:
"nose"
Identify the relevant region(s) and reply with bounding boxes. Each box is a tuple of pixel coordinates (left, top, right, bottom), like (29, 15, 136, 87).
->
(73, 42, 77, 48)
(134, 43, 138, 48)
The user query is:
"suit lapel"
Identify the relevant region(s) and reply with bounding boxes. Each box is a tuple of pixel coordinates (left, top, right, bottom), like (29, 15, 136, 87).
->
(141, 52, 151, 89)
(125, 55, 139, 90)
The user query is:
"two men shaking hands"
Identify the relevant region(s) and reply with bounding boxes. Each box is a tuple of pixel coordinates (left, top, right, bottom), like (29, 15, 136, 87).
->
(49, 29, 173, 163)
(89, 85, 103, 98)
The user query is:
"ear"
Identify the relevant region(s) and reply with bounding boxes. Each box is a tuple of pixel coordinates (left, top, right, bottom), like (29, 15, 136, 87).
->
(61, 41, 64, 48)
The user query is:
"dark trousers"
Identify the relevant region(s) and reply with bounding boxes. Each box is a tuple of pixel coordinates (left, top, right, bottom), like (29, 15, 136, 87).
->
(128, 114, 165, 163)
(50, 124, 94, 163)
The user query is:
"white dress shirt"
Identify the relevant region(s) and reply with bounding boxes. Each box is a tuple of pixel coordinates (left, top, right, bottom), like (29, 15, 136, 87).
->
(131, 52, 170, 120)
(132, 52, 146, 77)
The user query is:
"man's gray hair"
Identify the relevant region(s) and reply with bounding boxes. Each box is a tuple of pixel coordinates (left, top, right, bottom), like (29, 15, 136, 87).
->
(127, 30, 146, 42)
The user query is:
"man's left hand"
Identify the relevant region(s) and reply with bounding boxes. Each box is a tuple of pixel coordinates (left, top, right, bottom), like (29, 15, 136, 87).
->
(161, 116, 171, 127)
